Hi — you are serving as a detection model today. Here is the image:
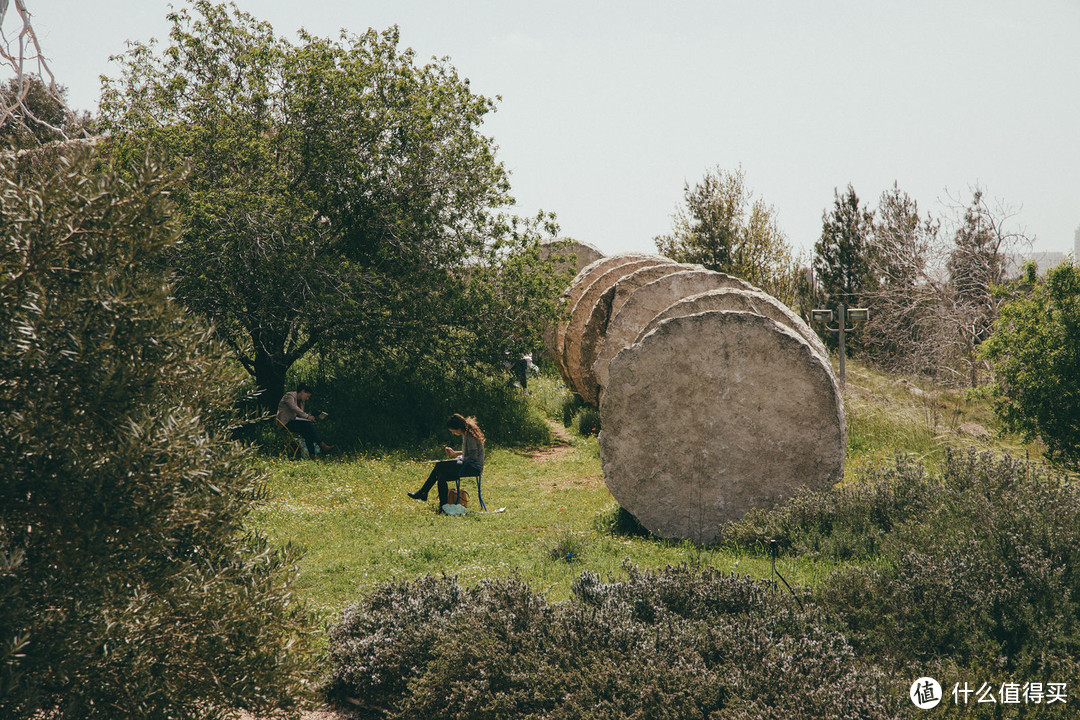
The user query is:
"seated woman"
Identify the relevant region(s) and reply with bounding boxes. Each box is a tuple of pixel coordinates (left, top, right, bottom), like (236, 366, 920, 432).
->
(276, 383, 333, 457)
(408, 413, 485, 508)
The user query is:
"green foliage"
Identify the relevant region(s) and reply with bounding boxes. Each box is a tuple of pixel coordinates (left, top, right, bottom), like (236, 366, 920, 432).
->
(284, 345, 551, 449)
(727, 449, 1080, 687)
(0, 76, 90, 150)
(981, 261, 1080, 468)
(99, 1, 565, 409)
(547, 528, 588, 563)
(594, 505, 652, 538)
(571, 404, 602, 437)
(723, 454, 935, 561)
(654, 165, 801, 304)
(323, 567, 894, 719)
(0, 149, 313, 718)
(522, 369, 601, 438)
(526, 369, 579, 426)
(813, 184, 875, 306)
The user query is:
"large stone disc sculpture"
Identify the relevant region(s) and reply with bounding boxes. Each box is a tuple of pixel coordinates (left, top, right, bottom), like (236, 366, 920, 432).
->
(599, 310, 845, 544)
(591, 269, 758, 398)
(539, 238, 605, 277)
(561, 256, 677, 397)
(552, 254, 653, 381)
(637, 288, 829, 362)
(570, 262, 697, 403)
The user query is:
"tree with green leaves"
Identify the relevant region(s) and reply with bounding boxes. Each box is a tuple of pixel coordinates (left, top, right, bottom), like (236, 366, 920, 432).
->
(100, 1, 564, 411)
(813, 184, 875, 307)
(0, 148, 313, 718)
(980, 261, 1080, 469)
(655, 165, 800, 304)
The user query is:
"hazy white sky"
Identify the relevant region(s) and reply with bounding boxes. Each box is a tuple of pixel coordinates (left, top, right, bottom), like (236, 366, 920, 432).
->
(14, 0, 1080, 257)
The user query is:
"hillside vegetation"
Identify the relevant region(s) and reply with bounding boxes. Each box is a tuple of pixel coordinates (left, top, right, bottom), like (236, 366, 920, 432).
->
(250, 359, 1041, 614)
(249, 360, 1068, 717)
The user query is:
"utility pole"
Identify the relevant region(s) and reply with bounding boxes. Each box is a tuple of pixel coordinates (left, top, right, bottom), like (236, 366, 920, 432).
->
(811, 303, 869, 387)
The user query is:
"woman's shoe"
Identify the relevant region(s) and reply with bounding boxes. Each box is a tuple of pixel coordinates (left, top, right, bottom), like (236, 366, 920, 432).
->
(407, 492, 427, 501)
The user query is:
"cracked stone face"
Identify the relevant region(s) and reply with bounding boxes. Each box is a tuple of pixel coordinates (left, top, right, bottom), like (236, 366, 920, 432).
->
(591, 269, 758, 399)
(636, 288, 829, 362)
(599, 310, 845, 543)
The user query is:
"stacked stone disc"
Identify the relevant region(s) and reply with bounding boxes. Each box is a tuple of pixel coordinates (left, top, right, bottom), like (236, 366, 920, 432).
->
(547, 252, 845, 543)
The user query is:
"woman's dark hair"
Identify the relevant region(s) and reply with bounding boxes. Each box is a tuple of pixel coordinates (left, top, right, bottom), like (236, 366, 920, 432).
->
(447, 413, 484, 443)
(296, 382, 313, 394)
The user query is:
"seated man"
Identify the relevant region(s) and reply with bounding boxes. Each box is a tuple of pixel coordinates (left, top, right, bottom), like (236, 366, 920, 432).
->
(276, 383, 332, 456)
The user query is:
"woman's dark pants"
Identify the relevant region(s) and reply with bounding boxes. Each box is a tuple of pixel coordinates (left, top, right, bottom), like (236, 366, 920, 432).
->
(415, 460, 480, 506)
(287, 419, 323, 456)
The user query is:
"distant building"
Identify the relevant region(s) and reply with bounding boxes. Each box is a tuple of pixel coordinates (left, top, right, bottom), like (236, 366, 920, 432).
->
(1005, 251, 1067, 278)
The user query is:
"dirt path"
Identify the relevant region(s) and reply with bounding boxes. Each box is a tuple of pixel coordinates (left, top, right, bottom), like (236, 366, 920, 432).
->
(528, 418, 575, 462)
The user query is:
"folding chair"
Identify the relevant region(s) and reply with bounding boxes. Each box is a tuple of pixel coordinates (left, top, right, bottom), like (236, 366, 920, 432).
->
(275, 418, 309, 459)
(455, 465, 486, 511)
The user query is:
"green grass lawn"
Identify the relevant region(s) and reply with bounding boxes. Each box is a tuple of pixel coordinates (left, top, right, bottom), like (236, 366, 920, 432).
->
(248, 364, 1040, 624)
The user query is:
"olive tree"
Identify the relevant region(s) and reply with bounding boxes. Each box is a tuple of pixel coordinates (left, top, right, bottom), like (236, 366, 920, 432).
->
(100, 1, 564, 410)
(0, 148, 313, 719)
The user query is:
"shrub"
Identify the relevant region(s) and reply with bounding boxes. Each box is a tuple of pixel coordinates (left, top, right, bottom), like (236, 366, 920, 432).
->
(547, 528, 588, 563)
(324, 566, 894, 719)
(280, 345, 551, 451)
(726, 448, 1080, 687)
(0, 150, 313, 719)
(981, 261, 1080, 469)
(526, 366, 575, 421)
(571, 405, 602, 437)
(822, 451, 1080, 681)
(721, 453, 935, 561)
(594, 504, 652, 539)
(561, 391, 586, 428)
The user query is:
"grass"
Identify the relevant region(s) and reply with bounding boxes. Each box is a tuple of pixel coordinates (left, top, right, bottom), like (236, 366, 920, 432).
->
(248, 362, 1042, 624)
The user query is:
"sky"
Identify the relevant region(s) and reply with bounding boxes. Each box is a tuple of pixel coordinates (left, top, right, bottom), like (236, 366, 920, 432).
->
(11, 0, 1080, 258)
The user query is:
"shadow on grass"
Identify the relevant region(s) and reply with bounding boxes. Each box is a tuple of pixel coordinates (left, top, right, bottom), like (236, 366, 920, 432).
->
(595, 504, 653, 539)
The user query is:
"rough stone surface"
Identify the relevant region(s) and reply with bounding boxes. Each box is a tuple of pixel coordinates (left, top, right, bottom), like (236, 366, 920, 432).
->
(557, 255, 665, 386)
(591, 269, 758, 398)
(574, 263, 698, 405)
(563, 258, 679, 397)
(599, 310, 845, 543)
(540, 239, 605, 356)
(550, 254, 655, 380)
(539, 238, 605, 277)
(637, 288, 829, 362)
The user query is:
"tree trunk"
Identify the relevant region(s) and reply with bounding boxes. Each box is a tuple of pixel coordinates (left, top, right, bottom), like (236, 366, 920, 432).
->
(253, 347, 290, 414)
